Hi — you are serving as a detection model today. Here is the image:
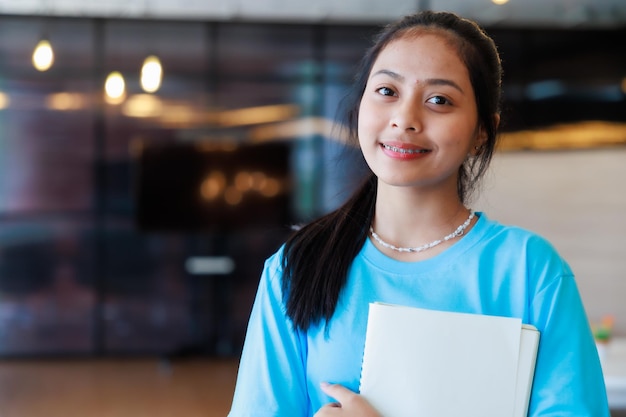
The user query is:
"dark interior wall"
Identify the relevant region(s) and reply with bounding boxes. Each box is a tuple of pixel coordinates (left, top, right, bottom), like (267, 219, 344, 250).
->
(489, 27, 626, 131)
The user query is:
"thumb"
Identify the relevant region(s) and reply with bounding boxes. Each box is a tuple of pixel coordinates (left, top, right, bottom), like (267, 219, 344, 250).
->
(320, 382, 356, 404)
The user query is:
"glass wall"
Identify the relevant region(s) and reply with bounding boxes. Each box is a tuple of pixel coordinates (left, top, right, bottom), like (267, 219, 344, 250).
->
(0, 16, 367, 357)
(0, 15, 623, 356)
(0, 18, 97, 355)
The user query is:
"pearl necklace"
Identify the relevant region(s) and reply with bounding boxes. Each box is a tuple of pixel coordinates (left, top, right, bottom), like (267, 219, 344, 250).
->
(369, 210, 475, 253)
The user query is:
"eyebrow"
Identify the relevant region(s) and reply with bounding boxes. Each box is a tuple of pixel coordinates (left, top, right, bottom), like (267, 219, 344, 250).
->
(370, 69, 465, 94)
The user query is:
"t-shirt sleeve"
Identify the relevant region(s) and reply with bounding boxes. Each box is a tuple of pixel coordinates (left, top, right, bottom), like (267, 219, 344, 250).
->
(528, 256, 610, 416)
(227, 250, 310, 417)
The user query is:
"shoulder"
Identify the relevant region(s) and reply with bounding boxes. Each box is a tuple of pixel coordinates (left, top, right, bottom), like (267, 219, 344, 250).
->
(264, 244, 286, 272)
(476, 213, 573, 277)
(259, 245, 287, 288)
(479, 214, 564, 255)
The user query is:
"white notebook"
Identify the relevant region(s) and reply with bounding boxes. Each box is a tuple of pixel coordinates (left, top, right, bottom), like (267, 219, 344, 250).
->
(359, 303, 540, 417)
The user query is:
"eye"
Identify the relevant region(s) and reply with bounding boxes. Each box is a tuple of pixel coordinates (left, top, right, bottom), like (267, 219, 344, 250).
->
(427, 95, 451, 105)
(376, 86, 396, 97)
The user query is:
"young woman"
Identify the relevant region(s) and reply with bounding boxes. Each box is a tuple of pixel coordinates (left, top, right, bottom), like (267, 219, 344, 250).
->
(227, 10, 609, 417)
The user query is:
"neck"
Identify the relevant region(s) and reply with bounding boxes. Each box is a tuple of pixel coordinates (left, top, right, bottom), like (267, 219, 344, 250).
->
(370, 209, 475, 254)
(370, 185, 472, 259)
(374, 183, 466, 227)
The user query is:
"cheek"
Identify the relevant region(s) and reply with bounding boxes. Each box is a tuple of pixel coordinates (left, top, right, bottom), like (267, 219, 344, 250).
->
(357, 99, 380, 140)
(442, 118, 479, 146)
(356, 102, 368, 142)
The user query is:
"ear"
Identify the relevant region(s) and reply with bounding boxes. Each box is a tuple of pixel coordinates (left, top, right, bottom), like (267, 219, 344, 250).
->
(470, 128, 488, 156)
(472, 113, 500, 156)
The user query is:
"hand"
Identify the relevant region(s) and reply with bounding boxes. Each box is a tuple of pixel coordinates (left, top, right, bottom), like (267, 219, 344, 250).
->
(314, 382, 383, 417)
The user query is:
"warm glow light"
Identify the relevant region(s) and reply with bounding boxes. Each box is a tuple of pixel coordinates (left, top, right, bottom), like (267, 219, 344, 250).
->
(216, 104, 299, 127)
(199, 168, 284, 205)
(621, 77, 626, 94)
(201, 171, 227, 201)
(259, 178, 281, 197)
(105, 71, 126, 104)
(234, 172, 254, 192)
(159, 103, 196, 126)
(32, 39, 54, 71)
(140, 55, 163, 93)
(122, 94, 163, 118)
(224, 187, 243, 206)
(248, 117, 336, 143)
(46, 92, 85, 111)
(0, 92, 10, 109)
(492, 0, 509, 4)
(498, 121, 626, 151)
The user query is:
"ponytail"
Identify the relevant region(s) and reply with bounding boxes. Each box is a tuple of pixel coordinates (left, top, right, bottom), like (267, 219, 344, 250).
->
(282, 174, 376, 331)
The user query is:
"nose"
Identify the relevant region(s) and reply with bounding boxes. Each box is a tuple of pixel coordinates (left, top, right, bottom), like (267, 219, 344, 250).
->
(390, 99, 421, 132)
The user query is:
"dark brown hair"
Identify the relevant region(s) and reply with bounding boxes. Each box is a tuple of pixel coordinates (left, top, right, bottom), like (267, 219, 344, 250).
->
(282, 10, 503, 331)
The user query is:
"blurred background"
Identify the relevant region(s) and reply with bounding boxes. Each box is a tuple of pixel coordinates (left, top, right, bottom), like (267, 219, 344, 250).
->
(0, 0, 624, 414)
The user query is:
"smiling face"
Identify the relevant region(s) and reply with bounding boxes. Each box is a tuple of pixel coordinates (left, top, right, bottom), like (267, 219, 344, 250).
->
(357, 32, 485, 194)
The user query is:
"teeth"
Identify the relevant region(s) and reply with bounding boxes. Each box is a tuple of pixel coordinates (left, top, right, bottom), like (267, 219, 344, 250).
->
(383, 144, 428, 154)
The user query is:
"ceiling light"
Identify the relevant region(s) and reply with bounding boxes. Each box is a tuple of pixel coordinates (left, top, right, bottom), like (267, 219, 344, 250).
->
(492, 0, 509, 4)
(105, 71, 126, 105)
(32, 39, 54, 71)
(140, 55, 163, 93)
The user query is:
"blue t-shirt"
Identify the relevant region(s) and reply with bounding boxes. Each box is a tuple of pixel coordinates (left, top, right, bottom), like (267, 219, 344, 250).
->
(228, 212, 609, 417)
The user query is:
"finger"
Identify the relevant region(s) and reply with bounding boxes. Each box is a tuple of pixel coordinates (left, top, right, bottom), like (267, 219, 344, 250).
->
(315, 396, 343, 417)
(320, 382, 356, 405)
(314, 403, 341, 417)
